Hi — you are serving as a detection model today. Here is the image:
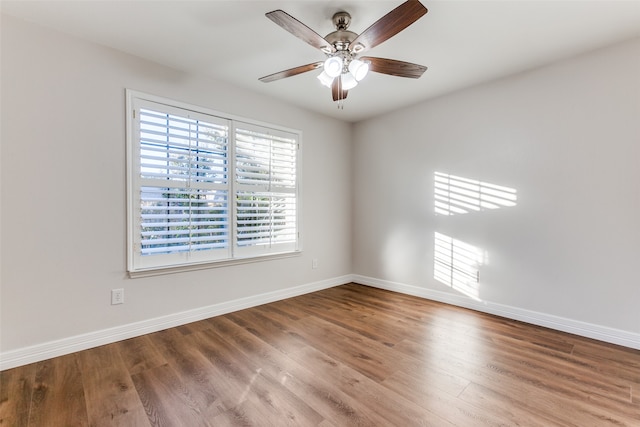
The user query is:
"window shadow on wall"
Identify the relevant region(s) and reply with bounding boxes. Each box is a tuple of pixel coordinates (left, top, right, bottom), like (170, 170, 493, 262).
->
(434, 171, 517, 216)
(434, 232, 485, 301)
(433, 172, 517, 300)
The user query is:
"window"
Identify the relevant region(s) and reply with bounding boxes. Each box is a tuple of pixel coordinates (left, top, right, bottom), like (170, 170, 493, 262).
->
(126, 91, 300, 274)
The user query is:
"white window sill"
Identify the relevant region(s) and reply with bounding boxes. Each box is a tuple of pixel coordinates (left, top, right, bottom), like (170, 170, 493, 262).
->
(128, 251, 302, 279)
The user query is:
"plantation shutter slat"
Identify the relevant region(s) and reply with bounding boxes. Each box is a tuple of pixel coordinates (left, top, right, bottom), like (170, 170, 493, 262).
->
(139, 107, 228, 186)
(139, 187, 230, 256)
(235, 125, 297, 191)
(128, 92, 300, 273)
(132, 103, 231, 268)
(235, 123, 298, 254)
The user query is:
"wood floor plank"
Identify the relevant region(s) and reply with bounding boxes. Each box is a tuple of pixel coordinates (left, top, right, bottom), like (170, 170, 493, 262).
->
(473, 314, 577, 354)
(187, 328, 326, 425)
(225, 308, 310, 356)
(206, 371, 325, 426)
(484, 350, 639, 421)
(570, 339, 640, 383)
(202, 315, 297, 380)
(288, 292, 344, 315)
(27, 354, 89, 427)
(283, 302, 408, 348)
(208, 316, 397, 425)
(75, 343, 150, 427)
(0, 364, 36, 427)
(382, 369, 517, 426)
(256, 299, 311, 321)
(146, 328, 227, 418)
(396, 334, 640, 423)
(291, 315, 399, 382)
(131, 363, 210, 427)
(459, 378, 636, 427)
(330, 284, 470, 326)
(487, 334, 634, 405)
(457, 381, 575, 427)
(118, 335, 168, 376)
(3, 283, 639, 426)
(289, 345, 455, 426)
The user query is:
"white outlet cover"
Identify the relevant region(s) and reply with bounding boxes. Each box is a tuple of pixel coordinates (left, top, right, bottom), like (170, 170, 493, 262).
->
(111, 288, 124, 305)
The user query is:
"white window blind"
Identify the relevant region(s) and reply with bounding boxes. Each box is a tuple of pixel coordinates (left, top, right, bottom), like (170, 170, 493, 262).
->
(127, 92, 300, 273)
(235, 124, 298, 256)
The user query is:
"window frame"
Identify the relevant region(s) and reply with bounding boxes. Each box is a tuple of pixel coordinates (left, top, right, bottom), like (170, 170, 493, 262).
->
(126, 90, 302, 277)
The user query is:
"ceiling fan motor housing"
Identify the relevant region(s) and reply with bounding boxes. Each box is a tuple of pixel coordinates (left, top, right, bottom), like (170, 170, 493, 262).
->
(325, 30, 357, 50)
(324, 12, 360, 72)
(326, 12, 357, 51)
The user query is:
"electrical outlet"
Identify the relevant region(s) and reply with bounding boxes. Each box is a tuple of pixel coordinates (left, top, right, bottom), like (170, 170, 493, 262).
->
(312, 258, 318, 269)
(111, 288, 124, 305)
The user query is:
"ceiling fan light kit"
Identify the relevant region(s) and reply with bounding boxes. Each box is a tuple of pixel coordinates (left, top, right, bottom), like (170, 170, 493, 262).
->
(324, 55, 344, 78)
(341, 72, 359, 90)
(349, 59, 370, 81)
(260, 0, 429, 107)
(317, 71, 334, 88)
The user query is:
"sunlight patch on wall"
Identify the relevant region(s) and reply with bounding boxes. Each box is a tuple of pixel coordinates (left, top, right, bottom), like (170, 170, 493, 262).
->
(434, 232, 485, 301)
(434, 172, 517, 216)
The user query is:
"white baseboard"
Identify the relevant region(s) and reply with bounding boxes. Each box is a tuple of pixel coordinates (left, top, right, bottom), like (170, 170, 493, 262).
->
(352, 274, 640, 350)
(3, 274, 637, 370)
(0, 275, 349, 371)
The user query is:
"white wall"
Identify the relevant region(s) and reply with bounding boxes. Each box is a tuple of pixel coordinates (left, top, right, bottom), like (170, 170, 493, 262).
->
(0, 15, 352, 359)
(2, 14, 639, 368)
(353, 37, 640, 337)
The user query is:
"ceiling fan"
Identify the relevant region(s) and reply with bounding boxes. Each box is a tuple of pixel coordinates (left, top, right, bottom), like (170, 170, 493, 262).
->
(259, 0, 429, 105)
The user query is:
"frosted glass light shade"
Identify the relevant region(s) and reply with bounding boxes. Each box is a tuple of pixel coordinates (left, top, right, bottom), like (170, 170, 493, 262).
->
(317, 71, 334, 88)
(341, 72, 358, 90)
(324, 56, 343, 78)
(348, 59, 369, 81)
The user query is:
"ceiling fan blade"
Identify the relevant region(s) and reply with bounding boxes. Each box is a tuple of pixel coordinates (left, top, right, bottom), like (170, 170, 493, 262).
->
(361, 57, 427, 78)
(266, 10, 335, 53)
(331, 78, 348, 101)
(349, 0, 427, 53)
(259, 62, 324, 83)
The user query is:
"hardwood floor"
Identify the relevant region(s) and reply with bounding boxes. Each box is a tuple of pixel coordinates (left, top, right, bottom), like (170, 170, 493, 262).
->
(1, 283, 639, 426)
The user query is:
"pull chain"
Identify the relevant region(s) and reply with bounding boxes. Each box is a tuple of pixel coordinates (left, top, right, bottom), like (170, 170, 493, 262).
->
(337, 75, 344, 109)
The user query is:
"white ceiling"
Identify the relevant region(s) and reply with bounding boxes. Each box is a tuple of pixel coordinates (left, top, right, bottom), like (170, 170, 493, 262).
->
(2, 0, 640, 122)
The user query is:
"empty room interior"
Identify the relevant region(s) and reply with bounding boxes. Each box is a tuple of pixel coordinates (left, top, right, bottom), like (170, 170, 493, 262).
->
(1, 0, 639, 425)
